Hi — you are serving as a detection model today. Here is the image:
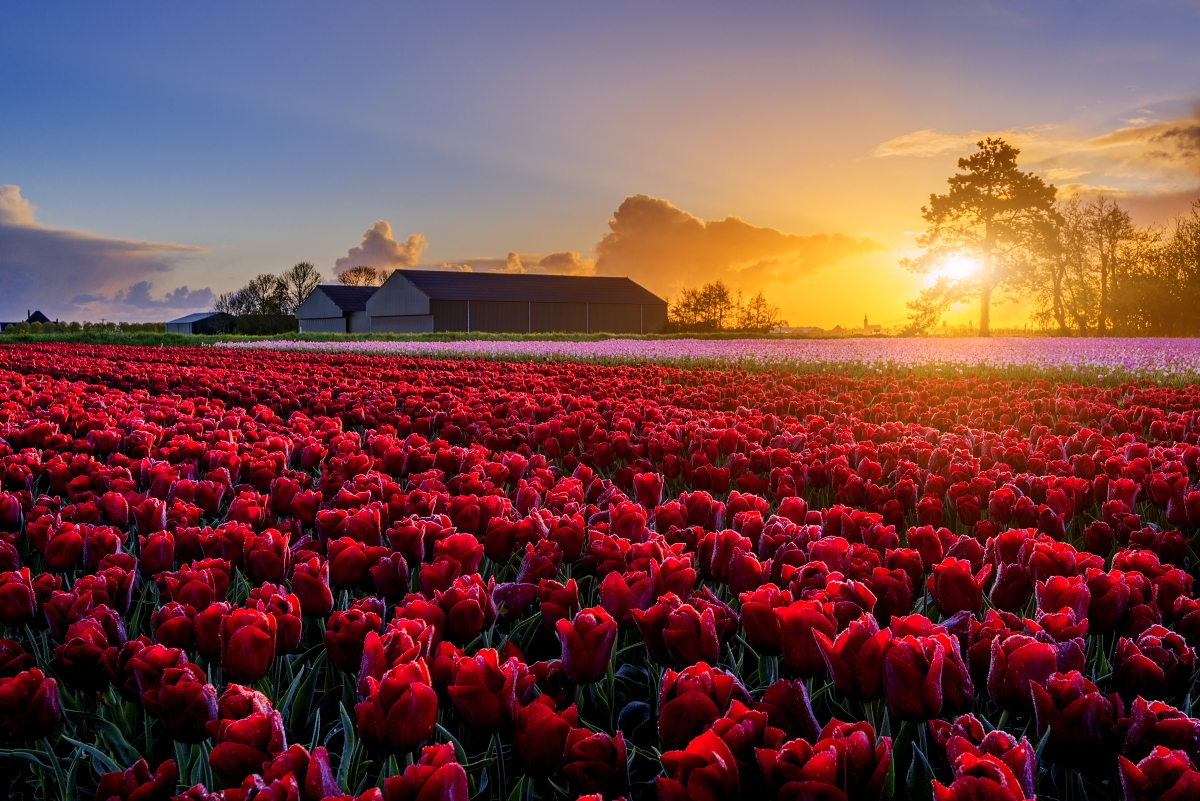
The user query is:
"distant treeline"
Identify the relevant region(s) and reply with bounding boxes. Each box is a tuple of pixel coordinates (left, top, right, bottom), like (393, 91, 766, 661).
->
(667, 280, 787, 333)
(1028, 196, 1200, 336)
(2, 321, 166, 335)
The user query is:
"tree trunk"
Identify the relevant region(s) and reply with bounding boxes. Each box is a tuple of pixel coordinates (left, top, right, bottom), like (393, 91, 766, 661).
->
(979, 245, 992, 337)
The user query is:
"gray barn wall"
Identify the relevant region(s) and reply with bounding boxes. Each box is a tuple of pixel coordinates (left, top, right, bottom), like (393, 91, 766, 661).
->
(531, 302, 587, 333)
(587, 303, 642, 334)
(347, 311, 371, 333)
(642, 304, 668, 334)
(298, 316, 347, 333)
(366, 274, 431, 317)
(431, 300, 469, 332)
(165, 323, 191, 334)
(295, 290, 346, 320)
(371, 315, 435, 333)
(468, 301, 530, 333)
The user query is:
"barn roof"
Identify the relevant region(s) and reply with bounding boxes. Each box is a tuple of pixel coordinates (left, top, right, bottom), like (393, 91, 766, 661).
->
(315, 284, 378, 312)
(168, 311, 230, 324)
(395, 270, 666, 305)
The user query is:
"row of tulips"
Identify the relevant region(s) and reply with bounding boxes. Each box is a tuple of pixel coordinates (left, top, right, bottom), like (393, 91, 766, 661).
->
(0, 343, 1199, 800)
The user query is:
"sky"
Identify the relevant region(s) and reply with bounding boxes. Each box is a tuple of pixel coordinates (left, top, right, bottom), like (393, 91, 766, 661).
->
(2, 1, 1199, 328)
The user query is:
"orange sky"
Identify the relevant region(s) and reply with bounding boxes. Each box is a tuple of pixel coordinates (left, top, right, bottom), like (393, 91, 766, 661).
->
(2, 3, 1199, 325)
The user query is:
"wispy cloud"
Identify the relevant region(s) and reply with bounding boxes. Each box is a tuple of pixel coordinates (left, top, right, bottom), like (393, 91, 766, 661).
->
(415, 250, 596, 276)
(872, 112, 1200, 204)
(0, 185, 210, 321)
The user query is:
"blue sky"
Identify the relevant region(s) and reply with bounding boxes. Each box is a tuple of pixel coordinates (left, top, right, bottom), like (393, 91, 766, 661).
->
(2, 1, 1198, 325)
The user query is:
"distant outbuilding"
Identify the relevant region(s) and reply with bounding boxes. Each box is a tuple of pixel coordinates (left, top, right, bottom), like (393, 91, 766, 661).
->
(365, 270, 668, 334)
(0, 310, 54, 332)
(295, 285, 378, 333)
(165, 311, 236, 335)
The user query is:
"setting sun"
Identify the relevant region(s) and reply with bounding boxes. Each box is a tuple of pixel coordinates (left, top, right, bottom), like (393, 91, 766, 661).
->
(925, 254, 980, 285)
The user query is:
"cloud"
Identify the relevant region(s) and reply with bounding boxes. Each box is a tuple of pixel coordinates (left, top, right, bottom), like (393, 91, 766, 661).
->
(334, 221, 428, 276)
(0, 185, 210, 321)
(0, 185, 36, 225)
(412, 251, 596, 276)
(1081, 119, 1200, 175)
(534, 251, 596, 275)
(122, 281, 215, 309)
(872, 127, 1049, 158)
(873, 112, 1200, 206)
(68, 282, 215, 312)
(593, 194, 885, 297)
(497, 252, 527, 274)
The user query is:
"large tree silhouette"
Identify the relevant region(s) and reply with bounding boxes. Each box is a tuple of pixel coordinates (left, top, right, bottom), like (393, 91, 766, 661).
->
(904, 138, 1058, 336)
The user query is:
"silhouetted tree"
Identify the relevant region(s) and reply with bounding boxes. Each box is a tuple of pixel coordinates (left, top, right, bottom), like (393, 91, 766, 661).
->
(214, 273, 291, 316)
(668, 280, 786, 332)
(282, 262, 323, 311)
(904, 138, 1059, 336)
(338, 266, 384, 286)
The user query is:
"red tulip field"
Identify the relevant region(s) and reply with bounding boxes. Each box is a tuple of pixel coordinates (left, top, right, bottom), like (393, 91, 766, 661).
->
(2, 341, 1200, 801)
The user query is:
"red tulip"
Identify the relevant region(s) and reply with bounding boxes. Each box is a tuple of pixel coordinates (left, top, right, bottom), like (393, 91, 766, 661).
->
(1114, 625, 1197, 702)
(987, 634, 1056, 714)
(445, 649, 518, 734)
(94, 758, 177, 801)
(436, 573, 495, 645)
(0, 639, 35, 678)
(1118, 746, 1200, 801)
(557, 605, 617, 684)
(221, 607, 277, 684)
(325, 607, 383, 672)
(0, 668, 61, 742)
(933, 752, 1030, 801)
(656, 729, 740, 801)
(658, 662, 749, 750)
(562, 728, 629, 800)
(207, 709, 287, 785)
(140, 663, 219, 743)
(1031, 670, 1124, 772)
(355, 660, 439, 754)
(815, 613, 891, 702)
(928, 558, 991, 616)
(513, 695, 577, 776)
(752, 678, 820, 742)
(0, 568, 37, 626)
(383, 743, 468, 801)
(247, 583, 303, 656)
(291, 556, 333, 617)
(776, 599, 837, 677)
(1123, 696, 1200, 766)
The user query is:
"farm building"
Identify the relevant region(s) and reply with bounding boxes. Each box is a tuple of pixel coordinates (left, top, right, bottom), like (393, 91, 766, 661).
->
(295, 285, 377, 333)
(164, 312, 236, 335)
(364, 270, 668, 334)
(0, 310, 51, 332)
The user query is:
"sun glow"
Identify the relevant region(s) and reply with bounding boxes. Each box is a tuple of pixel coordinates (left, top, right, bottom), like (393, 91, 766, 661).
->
(925, 254, 979, 286)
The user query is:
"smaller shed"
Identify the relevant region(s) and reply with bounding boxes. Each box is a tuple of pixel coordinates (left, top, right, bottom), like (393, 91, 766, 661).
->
(295, 285, 378, 333)
(165, 312, 236, 335)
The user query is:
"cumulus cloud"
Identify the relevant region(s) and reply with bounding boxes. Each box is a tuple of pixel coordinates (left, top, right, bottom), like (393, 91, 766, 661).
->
(534, 251, 596, 275)
(498, 252, 527, 274)
(593, 194, 885, 297)
(0, 185, 210, 321)
(334, 221, 428, 277)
